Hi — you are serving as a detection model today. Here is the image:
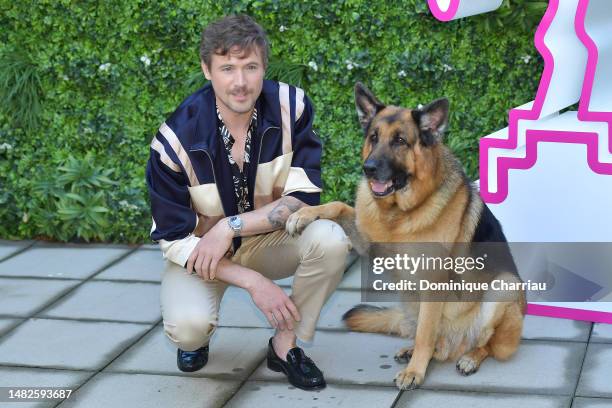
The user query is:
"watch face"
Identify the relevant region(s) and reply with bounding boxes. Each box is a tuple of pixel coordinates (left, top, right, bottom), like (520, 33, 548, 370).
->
(229, 216, 242, 229)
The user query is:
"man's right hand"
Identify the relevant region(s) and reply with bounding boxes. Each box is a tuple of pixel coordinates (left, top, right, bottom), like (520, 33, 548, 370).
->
(186, 218, 234, 280)
(247, 274, 301, 331)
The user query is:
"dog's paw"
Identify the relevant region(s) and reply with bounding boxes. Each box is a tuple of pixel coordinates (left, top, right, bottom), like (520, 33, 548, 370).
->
(285, 208, 320, 237)
(394, 368, 423, 390)
(456, 355, 479, 376)
(394, 347, 414, 363)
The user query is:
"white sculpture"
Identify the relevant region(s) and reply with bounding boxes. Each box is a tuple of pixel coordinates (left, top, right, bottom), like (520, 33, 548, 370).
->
(429, 0, 612, 323)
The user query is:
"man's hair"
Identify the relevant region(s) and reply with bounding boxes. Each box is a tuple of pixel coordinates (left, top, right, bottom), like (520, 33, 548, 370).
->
(200, 14, 269, 68)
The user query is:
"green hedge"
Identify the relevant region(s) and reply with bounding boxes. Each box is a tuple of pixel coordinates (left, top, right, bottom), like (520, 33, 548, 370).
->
(0, 0, 545, 243)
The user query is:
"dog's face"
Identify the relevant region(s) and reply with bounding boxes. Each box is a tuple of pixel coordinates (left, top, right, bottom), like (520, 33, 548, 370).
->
(354, 82, 449, 198)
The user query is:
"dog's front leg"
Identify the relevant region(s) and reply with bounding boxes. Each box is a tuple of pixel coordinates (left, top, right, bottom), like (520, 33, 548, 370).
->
(286, 201, 353, 234)
(286, 202, 370, 254)
(394, 302, 443, 390)
(285, 201, 356, 241)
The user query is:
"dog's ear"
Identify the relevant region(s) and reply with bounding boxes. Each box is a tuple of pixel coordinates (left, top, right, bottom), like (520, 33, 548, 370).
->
(411, 98, 449, 146)
(355, 82, 385, 131)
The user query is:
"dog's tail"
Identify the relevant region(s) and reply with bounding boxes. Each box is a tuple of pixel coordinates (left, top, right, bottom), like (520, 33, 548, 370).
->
(342, 304, 412, 337)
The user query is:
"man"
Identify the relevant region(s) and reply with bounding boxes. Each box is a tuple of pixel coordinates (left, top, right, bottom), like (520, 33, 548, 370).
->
(146, 14, 350, 390)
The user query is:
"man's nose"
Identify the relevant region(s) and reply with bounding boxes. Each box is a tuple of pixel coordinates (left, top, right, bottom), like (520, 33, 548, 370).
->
(235, 70, 246, 86)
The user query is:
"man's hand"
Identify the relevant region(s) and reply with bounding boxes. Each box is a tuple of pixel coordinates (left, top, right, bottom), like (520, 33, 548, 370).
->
(186, 218, 233, 280)
(247, 274, 301, 330)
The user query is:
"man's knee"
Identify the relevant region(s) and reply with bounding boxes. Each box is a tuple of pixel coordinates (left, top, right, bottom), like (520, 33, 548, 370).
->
(163, 316, 217, 351)
(299, 219, 351, 264)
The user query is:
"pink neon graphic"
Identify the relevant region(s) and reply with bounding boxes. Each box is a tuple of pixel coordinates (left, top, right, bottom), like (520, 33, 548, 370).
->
(427, 0, 503, 22)
(479, 0, 612, 203)
(427, 0, 461, 21)
(498, 129, 612, 175)
(527, 304, 612, 324)
(575, 0, 612, 154)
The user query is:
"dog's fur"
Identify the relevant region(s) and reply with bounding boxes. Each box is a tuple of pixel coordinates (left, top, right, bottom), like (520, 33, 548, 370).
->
(285, 83, 526, 390)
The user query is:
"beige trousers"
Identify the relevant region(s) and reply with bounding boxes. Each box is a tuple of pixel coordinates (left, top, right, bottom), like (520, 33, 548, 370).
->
(160, 219, 351, 351)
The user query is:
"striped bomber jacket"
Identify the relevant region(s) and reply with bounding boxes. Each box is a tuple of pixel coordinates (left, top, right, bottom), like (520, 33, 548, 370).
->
(146, 80, 323, 267)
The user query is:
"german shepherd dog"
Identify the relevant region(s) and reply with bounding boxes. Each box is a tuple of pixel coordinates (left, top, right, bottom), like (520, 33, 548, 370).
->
(286, 82, 526, 390)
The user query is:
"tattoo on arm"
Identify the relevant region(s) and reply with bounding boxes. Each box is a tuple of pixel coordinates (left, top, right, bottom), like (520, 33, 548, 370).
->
(267, 197, 306, 229)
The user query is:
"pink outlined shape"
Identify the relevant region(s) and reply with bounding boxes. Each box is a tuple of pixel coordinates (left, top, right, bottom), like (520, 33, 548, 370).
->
(478, 0, 559, 203)
(479, 0, 612, 203)
(496, 0, 612, 323)
(500, 129, 612, 179)
(427, 0, 461, 21)
(427, 0, 503, 22)
(429, 0, 612, 323)
(527, 304, 612, 324)
(575, 0, 612, 154)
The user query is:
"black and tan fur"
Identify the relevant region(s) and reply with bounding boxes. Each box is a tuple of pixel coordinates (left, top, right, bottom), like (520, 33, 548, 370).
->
(285, 82, 526, 390)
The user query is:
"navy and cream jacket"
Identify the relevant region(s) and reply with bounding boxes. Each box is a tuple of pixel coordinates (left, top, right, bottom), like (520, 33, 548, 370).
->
(146, 80, 323, 267)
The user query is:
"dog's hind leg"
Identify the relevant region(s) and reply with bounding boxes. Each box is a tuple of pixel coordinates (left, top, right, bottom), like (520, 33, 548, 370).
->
(456, 301, 523, 376)
(456, 345, 490, 376)
(487, 302, 523, 361)
(396, 328, 451, 363)
(455, 301, 498, 376)
(479, 281, 524, 364)
(394, 346, 414, 363)
(456, 320, 495, 376)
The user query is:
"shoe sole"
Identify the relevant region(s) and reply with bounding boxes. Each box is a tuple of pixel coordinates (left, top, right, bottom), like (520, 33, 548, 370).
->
(267, 358, 326, 391)
(177, 354, 208, 373)
(177, 364, 205, 372)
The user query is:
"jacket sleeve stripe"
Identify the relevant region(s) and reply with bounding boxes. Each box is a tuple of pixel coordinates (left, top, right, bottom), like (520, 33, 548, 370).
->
(295, 87, 305, 122)
(282, 166, 323, 196)
(159, 122, 199, 187)
(278, 82, 293, 155)
(151, 136, 181, 173)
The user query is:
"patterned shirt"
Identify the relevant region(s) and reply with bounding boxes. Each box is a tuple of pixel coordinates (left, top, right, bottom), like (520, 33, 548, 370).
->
(216, 106, 257, 214)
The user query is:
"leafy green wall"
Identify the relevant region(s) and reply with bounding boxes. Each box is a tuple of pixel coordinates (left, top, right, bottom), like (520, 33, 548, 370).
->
(0, 0, 545, 243)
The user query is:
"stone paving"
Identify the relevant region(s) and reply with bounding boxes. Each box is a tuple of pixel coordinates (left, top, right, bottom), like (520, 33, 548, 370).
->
(0, 240, 611, 407)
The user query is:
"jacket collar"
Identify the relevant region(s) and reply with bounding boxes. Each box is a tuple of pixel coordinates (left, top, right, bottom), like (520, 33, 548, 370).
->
(188, 81, 281, 156)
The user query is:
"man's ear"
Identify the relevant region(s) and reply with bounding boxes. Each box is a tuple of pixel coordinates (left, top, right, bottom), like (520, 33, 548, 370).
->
(201, 61, 212, 81)
(411, 98, 449, 146)
(354, 82, 385, 131)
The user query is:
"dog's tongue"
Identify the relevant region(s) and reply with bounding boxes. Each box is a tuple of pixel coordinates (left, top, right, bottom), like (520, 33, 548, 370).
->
(370, 180, 392, 193)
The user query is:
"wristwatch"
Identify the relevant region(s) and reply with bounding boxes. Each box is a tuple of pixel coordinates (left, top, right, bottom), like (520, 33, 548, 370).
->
(227, 215, 243, 237)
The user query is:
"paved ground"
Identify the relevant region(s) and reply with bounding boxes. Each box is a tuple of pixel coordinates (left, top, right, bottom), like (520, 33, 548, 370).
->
(0, 240, 611, 408)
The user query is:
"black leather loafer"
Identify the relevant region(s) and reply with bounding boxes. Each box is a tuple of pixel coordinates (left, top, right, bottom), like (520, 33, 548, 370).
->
(177, 345, 209, 372)
(266, 338, 326, 390)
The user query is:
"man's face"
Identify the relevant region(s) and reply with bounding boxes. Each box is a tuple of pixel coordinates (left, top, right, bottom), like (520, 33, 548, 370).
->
(202, 46, 265, 115)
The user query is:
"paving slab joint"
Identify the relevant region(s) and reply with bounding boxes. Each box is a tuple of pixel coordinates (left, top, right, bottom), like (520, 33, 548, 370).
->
(0, 240, 37, 263)
(0, 246, 142, 344)
(84, 245, 142, 281)
(219, 353, 271, 407)
(571, 323, 595, 399)
(50, 321, 160, 408)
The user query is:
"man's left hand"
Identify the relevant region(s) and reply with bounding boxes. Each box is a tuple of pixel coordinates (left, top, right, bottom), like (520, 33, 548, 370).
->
(186, 219, 233, 280)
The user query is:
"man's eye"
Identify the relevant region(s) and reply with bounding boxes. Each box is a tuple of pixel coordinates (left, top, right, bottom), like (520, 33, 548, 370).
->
(247, 65, 258, 70)
(222, 67, 232, 72)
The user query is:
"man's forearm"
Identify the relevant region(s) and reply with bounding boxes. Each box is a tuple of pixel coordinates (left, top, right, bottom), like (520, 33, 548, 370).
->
(208, 257, 263, 291)
(185, 196, 308, 277)
(235, 196, 307, 237)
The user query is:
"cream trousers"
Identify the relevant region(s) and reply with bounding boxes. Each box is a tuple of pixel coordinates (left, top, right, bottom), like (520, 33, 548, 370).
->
(160, 219, 351, 351)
